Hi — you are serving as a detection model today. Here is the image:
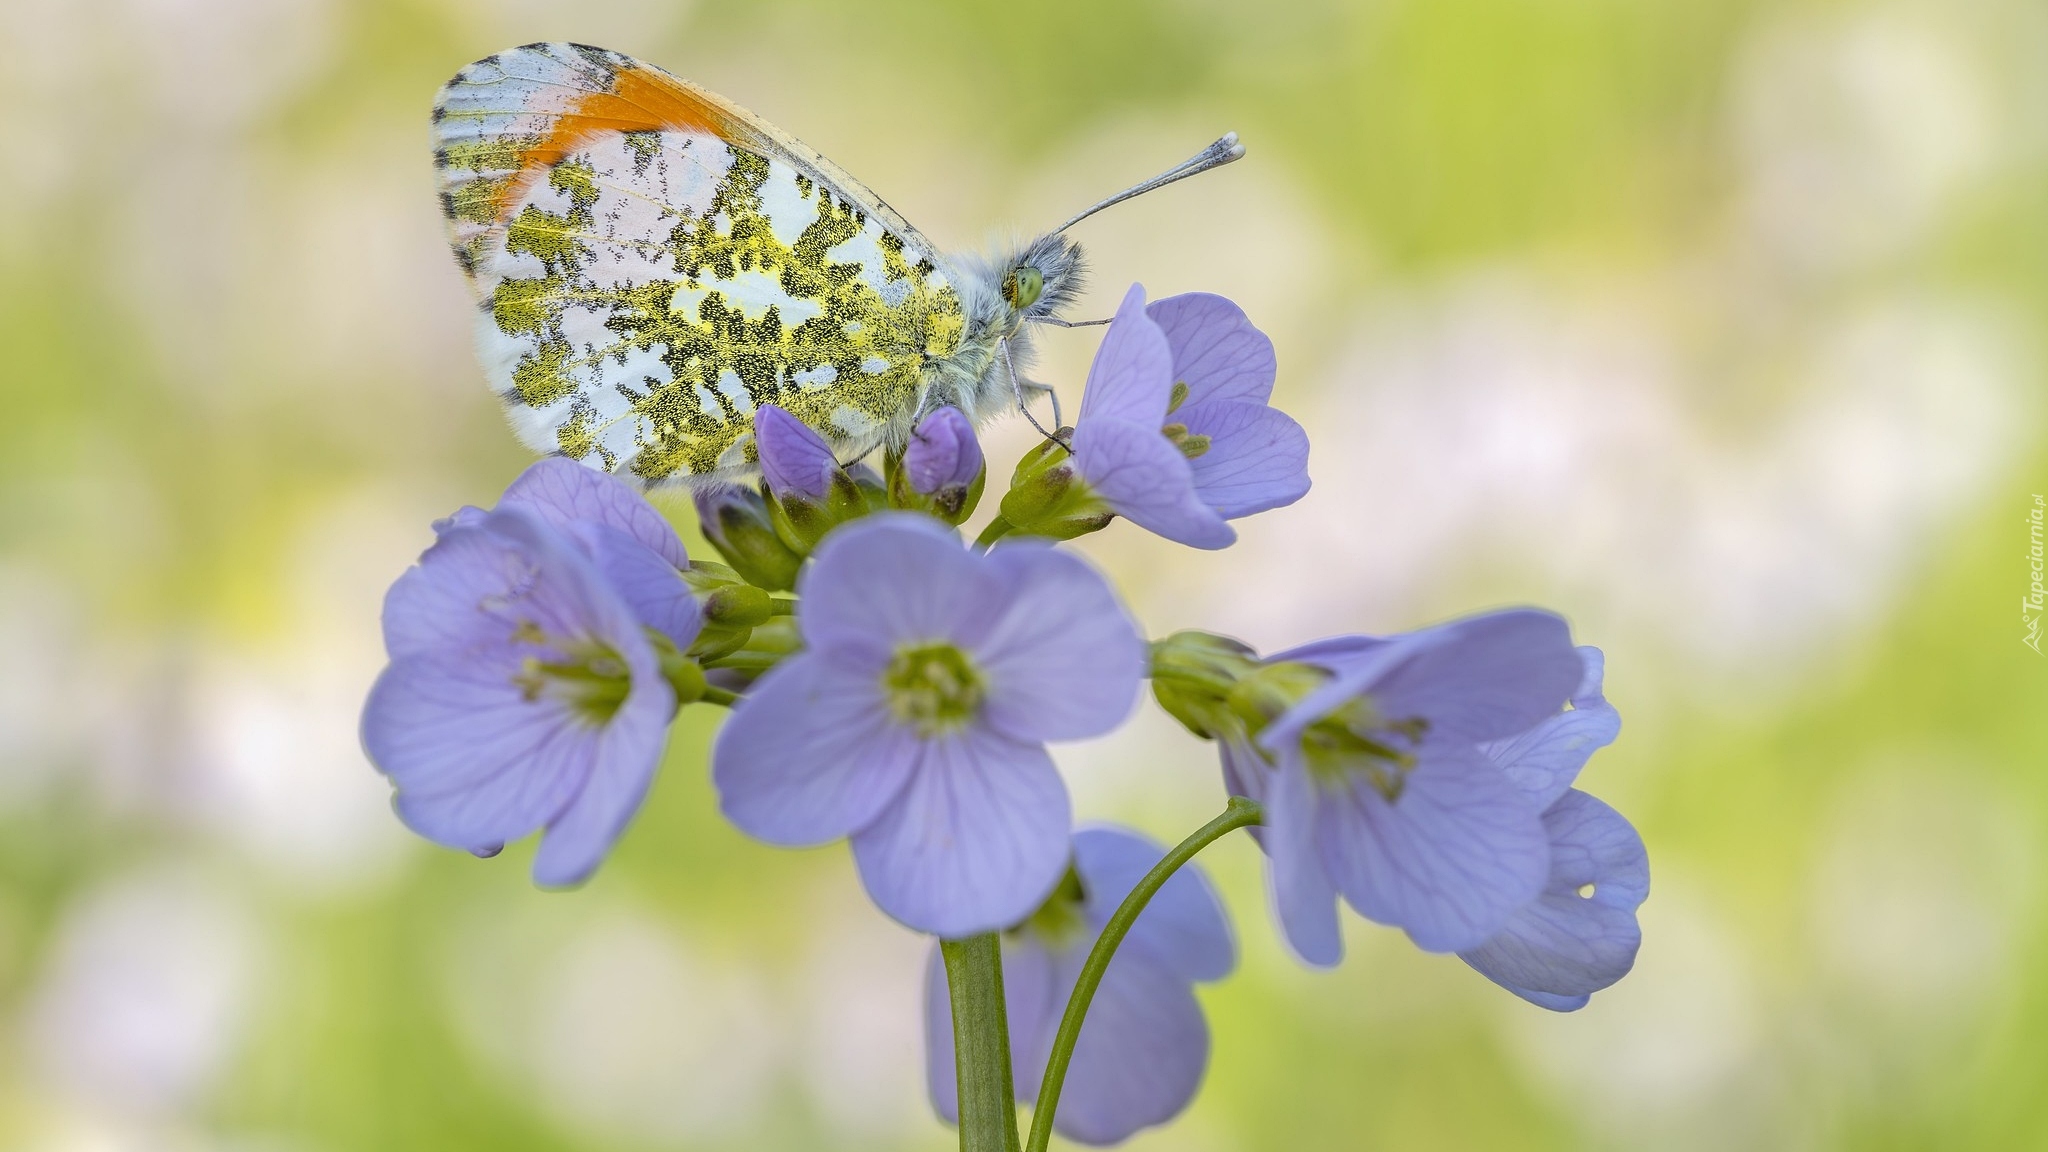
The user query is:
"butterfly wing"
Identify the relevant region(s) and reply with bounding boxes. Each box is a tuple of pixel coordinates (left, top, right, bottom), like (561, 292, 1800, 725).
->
(432, 43, 967, 485)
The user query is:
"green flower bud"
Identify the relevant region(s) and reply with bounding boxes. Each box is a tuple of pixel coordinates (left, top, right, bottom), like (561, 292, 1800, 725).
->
(994, 434, 1113, 543)
(693, 486, 804, 591)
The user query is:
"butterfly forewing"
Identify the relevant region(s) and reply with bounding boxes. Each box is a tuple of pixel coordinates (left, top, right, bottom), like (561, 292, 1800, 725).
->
(432, 43, 966, 485)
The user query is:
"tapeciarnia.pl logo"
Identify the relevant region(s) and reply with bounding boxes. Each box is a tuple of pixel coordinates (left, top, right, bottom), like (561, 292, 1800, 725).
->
(2026, 494, 2044, 655)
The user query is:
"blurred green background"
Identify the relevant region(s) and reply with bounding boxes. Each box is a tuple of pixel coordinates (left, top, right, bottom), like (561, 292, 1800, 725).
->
(1, 0, 2044, 1148)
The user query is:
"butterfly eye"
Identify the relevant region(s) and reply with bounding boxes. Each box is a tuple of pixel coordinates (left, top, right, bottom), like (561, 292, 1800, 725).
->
(1003, 265, 1045, 310)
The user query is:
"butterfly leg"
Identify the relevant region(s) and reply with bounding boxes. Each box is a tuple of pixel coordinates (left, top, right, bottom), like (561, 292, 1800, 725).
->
(1001, 339, 1070, 448)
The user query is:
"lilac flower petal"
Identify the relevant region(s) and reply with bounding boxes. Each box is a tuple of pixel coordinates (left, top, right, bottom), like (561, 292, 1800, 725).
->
(906, 406, 983, 494)
(755, 404, 841, 501)
(1073, 826, 1235, 983)
(1314, 744, 1549, 953)
(1146, 293, 1277, 407)
(566, 521, 702, 649)
(798, 514, 999, 660)
(1459, 790, 1647, 1006)
(369, 506, 655, 826)
(1076, 284, 1173, 428)
(1271, 611, 1580, 755)
(712, 654, 920, 845)
(529, 661, 676, 886)
(925, 937, 1061, 1123)
(1047, 948, 1210, 1146)
(1266, 757, 1344, 967)
(1573, 645, 1608, 704)
(501, 457, 688, 568)
(1173, 399, 1311, 518)
(1368, 610, 1582, 745)
(973, 543, 1145, 743)
(366, 656, 592, 850)
(1481, 696, 1621, 811)
(1071, 418, 1235, 550)
(849, 728, 1071, 937)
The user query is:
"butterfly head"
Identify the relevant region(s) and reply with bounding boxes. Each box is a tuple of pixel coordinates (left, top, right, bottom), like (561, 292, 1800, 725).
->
(996, 233, 1086, 328)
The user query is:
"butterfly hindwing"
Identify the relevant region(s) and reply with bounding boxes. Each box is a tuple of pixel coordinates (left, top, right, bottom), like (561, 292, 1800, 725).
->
(432, 43, 967, 486)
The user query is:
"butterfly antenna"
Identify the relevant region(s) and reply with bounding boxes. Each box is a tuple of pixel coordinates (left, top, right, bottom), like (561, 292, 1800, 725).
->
(1002, 338, 1068, 448)
(1054, 133, 1246, 235)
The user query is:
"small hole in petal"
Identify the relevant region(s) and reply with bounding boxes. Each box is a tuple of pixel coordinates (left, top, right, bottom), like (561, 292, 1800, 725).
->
(1576, 883, 1596, 899)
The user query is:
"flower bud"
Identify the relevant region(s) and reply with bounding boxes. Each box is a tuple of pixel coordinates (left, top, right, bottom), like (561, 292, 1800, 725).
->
(1149, 631, 1262, 739)
(898, 407, 986, 524)
(994, 433, 1113, 542)
(693, 485, 803, 592)
(755, 404, 871, 552)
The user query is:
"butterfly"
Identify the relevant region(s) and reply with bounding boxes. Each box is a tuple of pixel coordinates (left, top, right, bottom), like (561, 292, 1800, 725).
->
(432, 42, 1241, 488)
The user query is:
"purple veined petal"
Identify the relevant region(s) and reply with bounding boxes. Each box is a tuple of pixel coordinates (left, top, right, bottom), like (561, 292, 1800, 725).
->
(1070, 418, 1235, 550)
(500, 457, 689, 569)
(906, 406, 983, 495)
(972, 543, 1146, 744)
(1260, 636, 1425, 754)
(1073, 826, 1235, 983)
(1480, 695, 1621, 811)
(924, 936, 1062, 1123)
(565, 521, 703, 650)
(711, 654, 921, 846)
(381, 511, 569, 659)
(1219, 737, 1272, 853)
(431, 505, 489, 535)
(1268, 634, 1392, 668)
(1076, 284, 1174, 428)
(529, 664, 677, 887)
(1367, 610, 1582, 745)
(1314, 743, 1549, 953)
(1265, 756, 1344, 967)
(468, 506, 655, 650)
(1042, 947, 1210, 1146)
(849, 727, 1072, 937)
(364, 655, 594, 851)
(1459, 790, 1647, 1007)
(1146, 292, 1277, 407)
(1172, 399, 1311, 518)
(797, 514, 1002, 660)
(1572, 645, 1608, 706)
(754, 404, 842, 502)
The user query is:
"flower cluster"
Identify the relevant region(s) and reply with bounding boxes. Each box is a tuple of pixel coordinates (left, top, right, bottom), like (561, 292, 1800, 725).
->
(362, 285, 1646, 1146)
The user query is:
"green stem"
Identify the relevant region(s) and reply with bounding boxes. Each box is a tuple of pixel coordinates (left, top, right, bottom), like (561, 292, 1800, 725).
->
(768, 597, 798, 615)
(942, 934, 1024, 1152)
(972, 516, 1017, 552)
(698, 685, 740, 707)
(1025, 796, 1264, 1152)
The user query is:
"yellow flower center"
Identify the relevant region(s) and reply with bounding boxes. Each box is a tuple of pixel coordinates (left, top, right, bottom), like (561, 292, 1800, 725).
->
(882, 641, 986, 735)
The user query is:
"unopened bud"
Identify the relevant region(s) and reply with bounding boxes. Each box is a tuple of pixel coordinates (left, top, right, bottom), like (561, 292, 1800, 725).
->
(897, 407, 986, 524)
(755, 404, 873, 551)
(995, 433, 1113, 542)
(693, 485, 803, 592)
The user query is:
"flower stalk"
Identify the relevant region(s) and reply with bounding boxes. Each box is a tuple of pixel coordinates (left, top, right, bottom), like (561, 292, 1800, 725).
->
(1025, 795, 1264, 1152)
(941, 934, 1024, 1152)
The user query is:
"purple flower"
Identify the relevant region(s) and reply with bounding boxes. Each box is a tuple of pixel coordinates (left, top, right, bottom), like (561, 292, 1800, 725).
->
(905, 406, 983, 495)
(923, 827, 1235, 1146)
(1228, 610, 1584, 964)
(711, 515, 1146, 936)
(362, 504, 678, 886)
(755, 403, 842, 503)
(492, 459, 701, 648)
(1066, 284, 1310, 549)
(1459, 650, 1647, 1010)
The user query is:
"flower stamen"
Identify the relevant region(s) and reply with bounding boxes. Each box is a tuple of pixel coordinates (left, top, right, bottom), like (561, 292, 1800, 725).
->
(883, 641, 986, 735)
